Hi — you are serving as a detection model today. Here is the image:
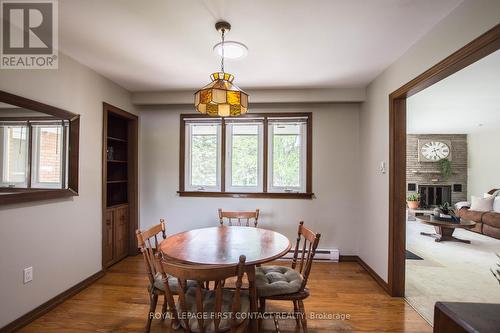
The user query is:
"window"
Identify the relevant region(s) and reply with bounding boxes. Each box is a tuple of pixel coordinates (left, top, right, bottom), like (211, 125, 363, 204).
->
(31, 124, 67, 188)
(268, 120, 307, 193)
(180, 113, 312, 198)
(1, 125, 29, 187)
(226, 121, 263, 192)
(185, 121, 221, 191)
(0, 121, 68, 189)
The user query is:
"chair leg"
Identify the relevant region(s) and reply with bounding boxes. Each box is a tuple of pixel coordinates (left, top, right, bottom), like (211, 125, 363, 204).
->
(258, 298, 266, 331)
(259, 298, 266, 313)
(293, 300, 301, 327)
(297, 300, 307, 333)
(273, 313, 281, 333)
(161, 294, 168, 320)
(146, 293, 158, 333)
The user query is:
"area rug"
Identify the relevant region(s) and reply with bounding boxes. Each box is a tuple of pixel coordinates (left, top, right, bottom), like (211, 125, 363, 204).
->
(406, 250, 423, 260)
(405, 219, 500, 324)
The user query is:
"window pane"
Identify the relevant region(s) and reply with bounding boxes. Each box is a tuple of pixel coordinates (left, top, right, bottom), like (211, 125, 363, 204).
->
(33, 125, 63, 187)
(231, 124, 259, 187)
(1, 126, 28, 185)
(272, 123, 302, 187)
(191, 124, 218, 187)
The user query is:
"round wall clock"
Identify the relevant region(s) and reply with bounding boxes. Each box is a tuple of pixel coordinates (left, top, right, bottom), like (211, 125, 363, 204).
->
(420, 141, 450, 161)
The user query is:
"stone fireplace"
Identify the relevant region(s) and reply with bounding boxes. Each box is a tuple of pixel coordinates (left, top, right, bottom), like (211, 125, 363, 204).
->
(406, 134, 467, 206)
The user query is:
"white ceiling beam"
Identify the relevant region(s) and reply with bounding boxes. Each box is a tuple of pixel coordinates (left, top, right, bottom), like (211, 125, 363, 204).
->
(132, 88, 365, 105)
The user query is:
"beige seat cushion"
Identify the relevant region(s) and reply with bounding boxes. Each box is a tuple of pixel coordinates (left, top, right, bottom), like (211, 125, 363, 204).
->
(255, 266, 303, 297)
(175, 287, 249, 333)
(153, 272, 197, 293)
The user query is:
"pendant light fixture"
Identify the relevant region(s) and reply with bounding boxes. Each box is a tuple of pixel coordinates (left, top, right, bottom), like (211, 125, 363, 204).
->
(194, 21, 248, 117)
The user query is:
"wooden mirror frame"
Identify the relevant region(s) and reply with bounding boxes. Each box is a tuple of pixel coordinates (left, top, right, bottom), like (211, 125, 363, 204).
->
(0, 90, 80, 205)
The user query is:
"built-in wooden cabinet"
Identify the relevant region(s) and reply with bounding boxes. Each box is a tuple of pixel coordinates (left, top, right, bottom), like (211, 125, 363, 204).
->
(103, 204, 129, 266)
(103, 210, 114, 265)
(102, 103, 138, 268)
(113, 205, 129, 260)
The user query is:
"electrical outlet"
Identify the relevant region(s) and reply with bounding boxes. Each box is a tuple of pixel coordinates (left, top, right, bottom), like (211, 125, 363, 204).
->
(23, 267, 33, 284)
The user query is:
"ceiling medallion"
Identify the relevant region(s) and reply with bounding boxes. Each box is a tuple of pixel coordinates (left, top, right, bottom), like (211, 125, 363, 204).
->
(194, 21, 248, 117)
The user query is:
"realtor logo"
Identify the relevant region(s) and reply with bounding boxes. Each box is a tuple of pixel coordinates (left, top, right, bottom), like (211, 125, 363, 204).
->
(1, 0, 58, 69)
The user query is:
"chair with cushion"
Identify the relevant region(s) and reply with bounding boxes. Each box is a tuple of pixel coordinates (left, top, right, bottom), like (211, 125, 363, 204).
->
(218, 208, 260, 227)
(136, 219, 196, 332)
(159, 254, 251, 333)
(256, 221, 321, 333)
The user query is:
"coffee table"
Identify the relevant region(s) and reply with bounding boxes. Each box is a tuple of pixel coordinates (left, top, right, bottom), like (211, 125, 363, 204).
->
(416, 215, 476, 243)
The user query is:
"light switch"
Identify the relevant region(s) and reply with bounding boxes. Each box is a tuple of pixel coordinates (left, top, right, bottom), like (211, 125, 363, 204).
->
(380, 161, 387, 174)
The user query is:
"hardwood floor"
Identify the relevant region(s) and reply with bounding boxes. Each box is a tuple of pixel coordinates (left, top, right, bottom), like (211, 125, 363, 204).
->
(18, 256, 431, 332)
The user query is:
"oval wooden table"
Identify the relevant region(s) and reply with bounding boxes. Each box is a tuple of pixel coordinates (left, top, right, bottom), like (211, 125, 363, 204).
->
(416, 215, 476, 243)
(159, 226, 291, 333)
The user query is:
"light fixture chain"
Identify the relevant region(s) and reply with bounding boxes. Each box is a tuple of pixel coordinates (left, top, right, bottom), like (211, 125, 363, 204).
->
(221, 28, 225, 73)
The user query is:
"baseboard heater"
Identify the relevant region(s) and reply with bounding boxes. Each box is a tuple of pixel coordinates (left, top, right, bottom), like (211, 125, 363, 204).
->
(278, 248, 339, 262)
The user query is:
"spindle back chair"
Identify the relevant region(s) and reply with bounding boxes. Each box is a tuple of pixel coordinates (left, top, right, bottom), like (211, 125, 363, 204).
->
(160, 254, 251, 333)
(136, 219, 169, 332)
(218, 209, 260, 227)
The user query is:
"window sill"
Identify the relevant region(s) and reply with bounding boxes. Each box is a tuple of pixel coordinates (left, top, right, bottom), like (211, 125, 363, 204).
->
(177, 191, 314, 199)
(0, 188, 78, 206)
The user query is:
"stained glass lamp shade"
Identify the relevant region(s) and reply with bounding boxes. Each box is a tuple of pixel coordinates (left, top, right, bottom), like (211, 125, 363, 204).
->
(194, 72, 248, 117)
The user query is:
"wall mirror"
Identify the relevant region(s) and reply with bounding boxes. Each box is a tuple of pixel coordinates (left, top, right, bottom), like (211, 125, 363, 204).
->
(0, 90, 79, 205)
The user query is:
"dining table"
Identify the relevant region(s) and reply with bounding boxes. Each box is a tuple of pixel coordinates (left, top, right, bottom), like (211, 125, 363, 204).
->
(159, 225, 291, 333)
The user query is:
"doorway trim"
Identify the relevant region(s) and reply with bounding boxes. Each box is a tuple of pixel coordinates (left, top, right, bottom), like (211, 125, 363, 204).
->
(388, 24, 500, 297)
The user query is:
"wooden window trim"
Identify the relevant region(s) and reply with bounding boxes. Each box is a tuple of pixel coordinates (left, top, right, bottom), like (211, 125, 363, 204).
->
(0, 90, 79, 206)
(179, 112, 314, 199)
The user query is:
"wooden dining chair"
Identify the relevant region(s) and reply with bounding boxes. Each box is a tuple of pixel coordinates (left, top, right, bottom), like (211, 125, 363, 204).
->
(218, 208, 260, 227)
(256, 221, 321, 333)
(159, 254, 251, 333)
(136, 219, 195, 332)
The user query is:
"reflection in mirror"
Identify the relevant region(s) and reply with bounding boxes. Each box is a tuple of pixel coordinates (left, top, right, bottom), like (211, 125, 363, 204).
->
(0, 102, 69, 190)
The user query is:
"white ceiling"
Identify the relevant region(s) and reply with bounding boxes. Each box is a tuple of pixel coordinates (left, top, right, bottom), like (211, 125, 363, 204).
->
(407, 50, 500, 134)
(59, 0, 462, 92)
(0, 102, 18, 109)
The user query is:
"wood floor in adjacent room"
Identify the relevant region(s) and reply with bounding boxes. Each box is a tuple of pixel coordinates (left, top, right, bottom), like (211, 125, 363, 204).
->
(18, 256, 431, 333)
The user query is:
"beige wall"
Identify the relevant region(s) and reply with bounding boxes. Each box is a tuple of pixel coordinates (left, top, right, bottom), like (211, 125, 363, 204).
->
(359, 0, 500, 282)
(0, 53, 136, 327)
(468, 129, 500, 198)
(139, 103, 361, 254)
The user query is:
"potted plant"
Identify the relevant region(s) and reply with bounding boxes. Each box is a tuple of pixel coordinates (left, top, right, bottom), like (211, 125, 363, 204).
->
(439, 158, 453, 180)
(433, 202, 460, 223)
(407, 193, 420, 209)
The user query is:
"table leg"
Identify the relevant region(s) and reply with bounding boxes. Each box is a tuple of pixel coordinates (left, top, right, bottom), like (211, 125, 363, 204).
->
(420, 227, 471, 244)
(420, 231, 441, 241)
(440, 226, 471, 243)
(246, 265, 258, 333)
